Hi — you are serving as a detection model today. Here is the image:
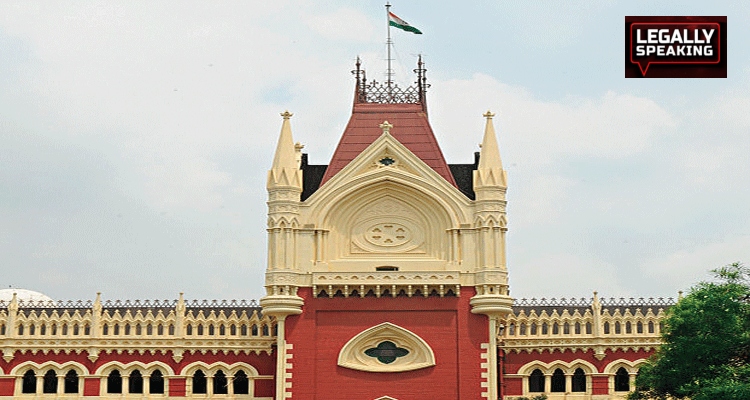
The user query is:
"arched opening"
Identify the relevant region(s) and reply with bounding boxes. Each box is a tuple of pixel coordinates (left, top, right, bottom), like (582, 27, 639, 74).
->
(615, 367, 630, 391)
(234, 370, 249, 395)
(107, 370, 122, 394)
(64, 370, 79, 393)
(150, 370, 165, 394)
(42, 370, 57, 394)
(572, 368, 586, 392)
(192, 370, 207, 394)
(21, 370, 36, 394)
(551, 368, 565, 392)
(129, 370, 143, 394)
(213, 370, 228, 394)
(528, 369, 544, 392)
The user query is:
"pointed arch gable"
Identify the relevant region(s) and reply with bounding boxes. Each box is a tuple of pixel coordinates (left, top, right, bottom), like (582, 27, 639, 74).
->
(338, 322, 435, 373)
(603, 358, 646, 374)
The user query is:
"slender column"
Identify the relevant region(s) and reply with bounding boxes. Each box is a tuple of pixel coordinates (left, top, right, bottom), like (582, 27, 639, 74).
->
(487, 316, 499, 400)
(544, 373, 552, 393)
(275, 317, 287, 400)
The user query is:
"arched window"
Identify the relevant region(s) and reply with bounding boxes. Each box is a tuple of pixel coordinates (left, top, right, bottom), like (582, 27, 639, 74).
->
(192, 370, 207, 394)
(626, 321, 632, 333)
(169, 324, 175, 335)
(135, 324, 142, 335)
(113, 324, 119, 335)
(197, 324, 204, 335)
(648, 321, 654, 333)
(62, 324, 68, 335)
(43, 370, 57, 394)
(541, 323, 549, 335)
(73, 324, 79, 335)
(551, 368, 565, 392)
(147, 324, 153, 335)
(230, 324, 237, 336)
(29, 324, 36, 335)
(40, 324, 47, 335)
(102, 324, 109, 335)
(637, 321, 643, 333)
(552, 322, 559, 335)
(51, 324, 57, 335)
(262, 325, 269, 336)
(18, 325, 24, 335)
(615, 367, 630, 391)
(233, 370, 249, 395)
(150, 370, 165, 394)
(603, 321, 610, 334)
(219, 325, 226, 335)
(529, 369, 544, 392)
(519, 323, 527, 335)
(563, 322, 570, 334)
(251, 325, 258, 336)
(572, 368, 586, 392)
(186, 324, 193, 335)
(107, 370, 122, 394)
(213, 370, 228, 394)
(208, 325, 215, 335)
(22, 370, 36, 393)
(241, 324, 248, 336)
(530, 323, 537, 335)
(129, 370, 143, 394)
(575, 322, 581, 334)
(157, 324, 163, 335)
(64, 370, 79, 393)
(615, 321, 621, 334)
(124, 324, 130, 335)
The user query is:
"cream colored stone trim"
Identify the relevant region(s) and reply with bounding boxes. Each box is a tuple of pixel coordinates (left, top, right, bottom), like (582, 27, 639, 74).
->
(338, 322, 435, 373)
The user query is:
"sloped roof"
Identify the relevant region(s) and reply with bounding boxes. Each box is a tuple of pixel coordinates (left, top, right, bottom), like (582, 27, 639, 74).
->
(320, 102, 457, 187)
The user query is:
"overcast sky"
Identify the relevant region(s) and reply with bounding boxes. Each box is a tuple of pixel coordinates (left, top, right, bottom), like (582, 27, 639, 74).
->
(1, 1, 748, 302)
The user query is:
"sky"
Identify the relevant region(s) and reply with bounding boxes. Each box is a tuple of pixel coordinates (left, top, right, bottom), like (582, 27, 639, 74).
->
(1, 1, 748, 302)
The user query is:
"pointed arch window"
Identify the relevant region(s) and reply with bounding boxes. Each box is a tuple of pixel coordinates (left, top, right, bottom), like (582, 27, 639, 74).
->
(213, 370, 228, 394)
(234, 370, 249, 395)
(129, 370, 143, 394)
(572, 368, 586, 392)
(64, 370, 79, 393)
(21, 370, 36, 393)
(150, 370, 165, 394)
(615, 367, 630, 391)
(529, 369, 544, 392)
(107, 370, 122, 394)
(192, 370, 207, 394)
(42, 370, 57, 394)
(551, 368, 565, 392)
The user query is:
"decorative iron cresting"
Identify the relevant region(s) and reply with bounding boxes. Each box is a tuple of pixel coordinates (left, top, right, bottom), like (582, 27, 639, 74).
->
(352, 56, 430, 111)
(513, 297, 675, 308)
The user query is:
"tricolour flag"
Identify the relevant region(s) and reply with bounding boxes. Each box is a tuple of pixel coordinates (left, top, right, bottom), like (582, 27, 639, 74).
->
(388, 12, 422, 34)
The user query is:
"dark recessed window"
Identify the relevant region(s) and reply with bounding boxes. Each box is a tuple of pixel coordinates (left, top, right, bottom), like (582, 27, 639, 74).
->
(64, 370, 79, 394)
(192, 370, 207, 394)
(107, 370, 122, 393)
(213, 370, 228, 394)
(528, 369, 544, 392)
(129, 370, 143, 394)
(150, 370, 164, 394)
(376, 266, 399, 271)
(364, 341, 409, 364)
(572, 368, 586, 392)
(22, 370, 36, 393)
(551, 368, 565, 392)
(43, 370, 57, 394)
(615, 367, 630, 391)
(234, 370, 249, 395)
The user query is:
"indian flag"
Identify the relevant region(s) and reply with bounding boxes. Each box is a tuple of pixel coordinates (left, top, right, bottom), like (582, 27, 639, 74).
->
(388, 12, 422, 34)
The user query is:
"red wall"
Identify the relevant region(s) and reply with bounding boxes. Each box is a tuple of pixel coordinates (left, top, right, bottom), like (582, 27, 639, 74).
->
(286, 287, 487, 400)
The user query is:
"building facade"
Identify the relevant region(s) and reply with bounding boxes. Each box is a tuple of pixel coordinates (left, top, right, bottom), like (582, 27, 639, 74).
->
(0, 60, 673, 399)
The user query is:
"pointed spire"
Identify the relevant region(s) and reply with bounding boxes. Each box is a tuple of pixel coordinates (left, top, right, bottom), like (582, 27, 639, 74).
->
(478, 110, 503, 170)
(272, 111, 297, 169)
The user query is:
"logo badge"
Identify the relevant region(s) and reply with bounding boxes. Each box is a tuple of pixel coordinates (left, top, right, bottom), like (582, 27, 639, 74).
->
(625, 16, 727, 78)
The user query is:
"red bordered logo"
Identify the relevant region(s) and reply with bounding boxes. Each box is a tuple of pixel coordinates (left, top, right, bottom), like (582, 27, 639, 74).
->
(625, 16, 727, 78)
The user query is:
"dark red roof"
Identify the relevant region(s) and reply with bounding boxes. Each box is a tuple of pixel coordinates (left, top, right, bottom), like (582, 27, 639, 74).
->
(320, 102, 457, 187)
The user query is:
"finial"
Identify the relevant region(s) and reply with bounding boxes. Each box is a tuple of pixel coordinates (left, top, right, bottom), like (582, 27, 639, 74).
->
(678, 290, 683, 300)
(280, 110, 293, 120)
(483, 110, 495, 119)
(379, 120, 393, 134)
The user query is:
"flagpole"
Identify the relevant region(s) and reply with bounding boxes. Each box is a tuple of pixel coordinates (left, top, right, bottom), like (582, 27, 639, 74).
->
(385, 2, 393, 91)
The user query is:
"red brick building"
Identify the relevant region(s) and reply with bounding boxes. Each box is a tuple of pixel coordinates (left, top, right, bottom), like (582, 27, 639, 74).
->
(0, 59, 672, 399)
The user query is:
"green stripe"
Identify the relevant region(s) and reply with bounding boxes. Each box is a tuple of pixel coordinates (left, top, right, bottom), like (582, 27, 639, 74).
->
(389, 21, 422, 34)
